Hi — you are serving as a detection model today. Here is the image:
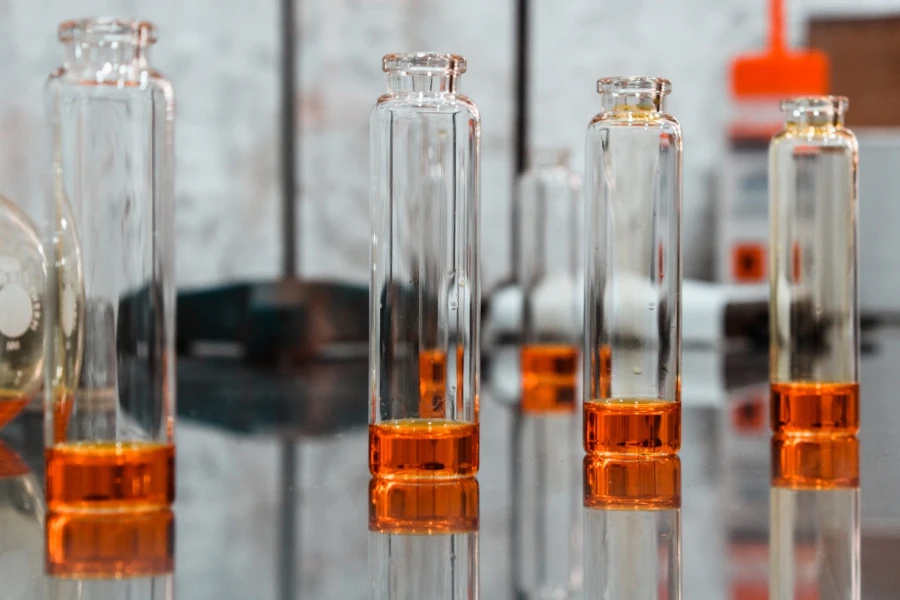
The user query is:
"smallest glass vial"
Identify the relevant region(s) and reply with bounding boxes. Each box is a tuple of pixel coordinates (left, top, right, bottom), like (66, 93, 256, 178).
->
(517, 149, 581, 414)
(769, 97, 859, 435)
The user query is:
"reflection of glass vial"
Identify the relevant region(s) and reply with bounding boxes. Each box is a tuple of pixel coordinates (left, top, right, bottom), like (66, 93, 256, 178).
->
(368, 53, 481, 479)
(769, 97, 859, 436)
(44, 18, 176, 512)
(517, 150, 581, 414)
(0, 197, 46, 430)
(583, 78, 683, 455)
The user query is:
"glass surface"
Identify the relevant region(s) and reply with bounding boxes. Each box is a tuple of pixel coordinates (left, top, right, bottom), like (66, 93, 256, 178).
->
(1, 332, 896, 597)
(43, 18, 176, 512)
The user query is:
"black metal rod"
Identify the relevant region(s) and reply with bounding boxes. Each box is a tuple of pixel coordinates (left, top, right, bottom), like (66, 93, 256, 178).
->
(280, 0, 298, 278)
(279, 438, 298, 600)
(511, 0, 530, 281)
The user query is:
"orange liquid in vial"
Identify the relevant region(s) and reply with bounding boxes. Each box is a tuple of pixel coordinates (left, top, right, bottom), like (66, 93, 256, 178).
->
(591, 344, 612, 398)
(45, 441, 175, 511)
(369, 419, 478, 478)
(419, 347, 464, 419)
(46, 509, 174, 577)
(369, 476, 479, 534)
(52, 388, 74, 443)
(0, 391, 28, 430)
(770, 381, 859, 435)
(0, 440, 29, 477)
(771, 434, 859, 490)
(583, 455, 680, 509)
(521, 344, 578, 414)
(584, 399, 681, 455)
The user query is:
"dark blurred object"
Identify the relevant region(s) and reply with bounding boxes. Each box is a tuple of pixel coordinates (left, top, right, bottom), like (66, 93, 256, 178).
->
(809, 15, 900, 127)
(122, 279, 368, 365)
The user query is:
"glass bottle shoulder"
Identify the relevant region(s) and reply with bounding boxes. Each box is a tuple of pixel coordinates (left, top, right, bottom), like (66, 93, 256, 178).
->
(587, 110, 681, 132)
(770, 125, 858, 153)
(374, 91, 479, 118)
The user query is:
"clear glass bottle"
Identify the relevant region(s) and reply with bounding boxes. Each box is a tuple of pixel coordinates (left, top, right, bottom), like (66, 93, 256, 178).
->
(43, 18, 176, 512)
(369, 478, 479, 599)
(583, 77, 683, 455)
(770, 435, 859, 600)
(769, 97, 859, 435)
(517, 149, 581, 413)
(369, 53, 481, 478)
(0, 198, 47, 429)
(583, 455, 681, 599)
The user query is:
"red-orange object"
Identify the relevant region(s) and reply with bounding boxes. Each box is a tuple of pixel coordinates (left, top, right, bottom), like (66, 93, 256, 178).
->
(584, 400, 681, 455)
(732, 243, 767, 283)
(521, 344, 578, 414)
(583, 455, 680, 509)
(369, 477, 478, 534)
(770, 381, 859, 435)
(772, 434, 859, 489)
(369, 419, 479, 479)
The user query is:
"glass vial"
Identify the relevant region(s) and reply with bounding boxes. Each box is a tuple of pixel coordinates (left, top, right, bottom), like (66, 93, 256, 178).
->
(44, 18, 176, 511)
(770, 436, 859, 600)
(369, 53, 481, 478)
(0, 198, 47, 429)
(517, 149, 581, 414)
(583, 456, 681, 599)
(769, 97, 859, 435)
(369, 478, 479, 599)
(583, 77, 683, 455)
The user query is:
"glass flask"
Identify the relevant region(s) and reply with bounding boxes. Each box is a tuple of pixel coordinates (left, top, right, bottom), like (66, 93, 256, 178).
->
(582, 455, 681, 599)
(369, 53, 481, 478)
(583, 77, 683, 455)
(43, 18, 176, 512)
(768, 97, 858, 435)
(369, 478, 479, 599)
(769, 435, 859, 600)
(517, 149, 581, 414)
(0, 197, 47, 430)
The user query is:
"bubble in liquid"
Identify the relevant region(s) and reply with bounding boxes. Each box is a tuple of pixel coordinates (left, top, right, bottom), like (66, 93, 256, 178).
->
(632, 366, 643, 375)
(648, 302, 656, 310)
(458, 276, 467, 288)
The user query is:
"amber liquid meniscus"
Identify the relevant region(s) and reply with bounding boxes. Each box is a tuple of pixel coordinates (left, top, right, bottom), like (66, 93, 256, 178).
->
(583, 455, 680, 509)
(584, 399, 681, 455)
(521, 344, 577, 414)
(45, 441, 175, 511)
(0, 391, 28, 430)
(46, 509, 174, 577)
(770, 381, 859, 435)
(369, 476, 479, 534)
(369, 419, 478, 478)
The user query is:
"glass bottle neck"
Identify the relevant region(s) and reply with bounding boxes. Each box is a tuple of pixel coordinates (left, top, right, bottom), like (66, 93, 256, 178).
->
(600, 93, 666, 114)
(64, 41, 150, 76)
(387, 73, 459, 94)
(785, 110, 845, 129)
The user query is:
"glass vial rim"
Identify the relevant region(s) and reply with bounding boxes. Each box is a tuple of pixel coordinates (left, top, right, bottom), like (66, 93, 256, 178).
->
(781, 95, 849, 127)
(58, 17, 157, 47)
(597, 76, 672, 98)
(383, 52, 467, 75)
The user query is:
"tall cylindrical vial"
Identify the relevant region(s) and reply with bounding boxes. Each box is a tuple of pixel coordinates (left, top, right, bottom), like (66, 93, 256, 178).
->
(369, 53, 481, 478)
(369, 478, 479, 599)
(583, 78, 683, 455)
(517, 150, 581, 414)
(769, 97, 859, 435)
(44, 18, 176, 511)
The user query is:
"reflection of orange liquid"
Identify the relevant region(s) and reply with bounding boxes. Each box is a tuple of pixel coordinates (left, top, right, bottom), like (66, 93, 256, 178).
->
(46, 442, 175, 511)
(584, 399, 681, 455)
(0, 391, 28, 430)
(52, 388, 74, 443)
(772, 435, 859, 489)
(369, 419, 478, 478)
(770, 381, 859, 435)
(0, 440, 29, 477)
(369, 477, 478, 534)
(46, 509, 174, 577)
(583, 455, 680, 509)
(591, 345, 612, 398)
(419, 347, 464, 419)
(521, 344, 577, 414)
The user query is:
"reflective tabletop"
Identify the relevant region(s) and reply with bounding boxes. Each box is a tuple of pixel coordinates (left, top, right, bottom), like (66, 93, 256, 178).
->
(1, 327, 898, 599)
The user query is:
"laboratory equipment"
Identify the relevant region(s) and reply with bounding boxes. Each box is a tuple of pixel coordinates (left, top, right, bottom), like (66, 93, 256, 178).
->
(583, 455, 681, 599)
(717, 0, 828, 285)
(0, 197, 47, 430)
(369, 53, 481, 478)
(769, 97, 859, 435)
(0, 441, 47, 598)
(44, 18, 176, 511)
(517, 149, 581, 413)
(769, 435, 859, 600)
(583, 77, 683, 454)
(369, 478, 478, 599)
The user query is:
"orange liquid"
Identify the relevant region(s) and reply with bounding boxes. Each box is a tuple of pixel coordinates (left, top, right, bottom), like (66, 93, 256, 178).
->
(0, 393, 28, 430)
(584, 399, 681, 455)
(369, 419, 478, 479)
(418, 347, 464, 419)
(52, 388, 75, 443)
(46, 441, 175, 511)
(583, 455, 680, 509)
(770, 381, 859, 435)
(521, 344, 578, 414)
(46, 509, 174, 577)
(369, 477, 479, 534)
(771, 435, 859, 489)
(591, 344, 612, 398)
(0, 440, 29, 477)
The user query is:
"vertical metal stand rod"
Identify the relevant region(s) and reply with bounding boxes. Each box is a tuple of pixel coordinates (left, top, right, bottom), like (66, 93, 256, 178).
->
(511, 0, 530, 281)
(280, 0, 299, 278)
